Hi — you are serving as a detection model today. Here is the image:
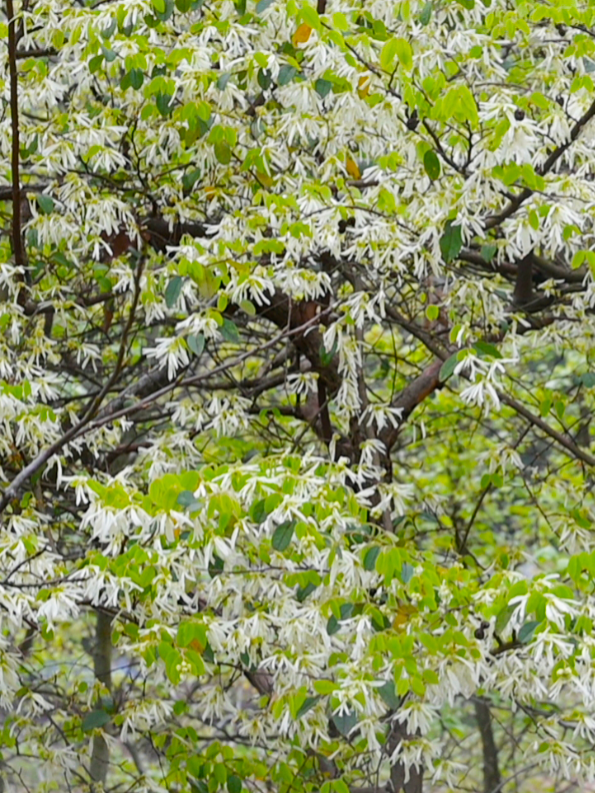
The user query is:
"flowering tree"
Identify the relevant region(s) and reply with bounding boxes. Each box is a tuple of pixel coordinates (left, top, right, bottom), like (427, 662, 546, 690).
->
(2, 0, 595, 791)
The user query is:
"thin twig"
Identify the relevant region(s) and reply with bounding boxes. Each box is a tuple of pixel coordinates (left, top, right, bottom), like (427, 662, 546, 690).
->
(7, 0, 25, 268)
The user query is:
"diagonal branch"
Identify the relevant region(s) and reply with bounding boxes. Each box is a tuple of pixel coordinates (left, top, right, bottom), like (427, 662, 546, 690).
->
(498, 391, 595, 467)
(0, 304, 334, 513)
(485, 96, 595, 230)
(0, 256, 145, 514)
(383, 359, 444, 452)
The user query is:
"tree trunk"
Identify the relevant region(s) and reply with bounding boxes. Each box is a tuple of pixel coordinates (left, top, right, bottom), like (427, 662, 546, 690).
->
(474, 696, 501, 793)
(388, 722, 424, 793)
(90, 610, 112, 790)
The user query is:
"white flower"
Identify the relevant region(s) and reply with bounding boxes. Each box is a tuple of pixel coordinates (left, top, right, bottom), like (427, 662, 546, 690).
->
(394, 702, 437, 735)
(145, 336, 190, 379)
(361, 402, 403, 431)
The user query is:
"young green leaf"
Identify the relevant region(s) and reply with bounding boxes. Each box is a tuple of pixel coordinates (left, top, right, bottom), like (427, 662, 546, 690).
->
(423, 150, 441, 180)
(220, 319, 240, 342)
(439, 222, 463, 263)
(272, 520, 295, 551)
(187, 333, 205, 356)
(37, 195, 55, 214)
(439, 352, 460, 382)
(296, 695, 320, 719)
(82, 709, 111, 732)
(165, 276, 183, 308)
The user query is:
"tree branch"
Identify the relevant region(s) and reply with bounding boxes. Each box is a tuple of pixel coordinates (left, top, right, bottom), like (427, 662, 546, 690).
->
(485, 96, 595, 229)
(7, 0, 25, 270)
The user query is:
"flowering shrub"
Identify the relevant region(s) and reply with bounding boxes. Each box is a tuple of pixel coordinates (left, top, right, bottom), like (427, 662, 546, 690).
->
(2, 0, 595, 791)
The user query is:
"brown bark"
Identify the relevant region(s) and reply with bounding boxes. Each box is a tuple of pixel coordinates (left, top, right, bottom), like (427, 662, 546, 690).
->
(388, 722, 424, 793)
(474, 697, 501, 793)
(90, 610, 112, 789)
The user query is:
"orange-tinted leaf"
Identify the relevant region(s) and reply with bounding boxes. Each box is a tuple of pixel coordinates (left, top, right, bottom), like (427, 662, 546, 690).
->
(392, 603, 417, 628)
(292, 23, 312, 46)
(357, 74, 370, 98)
(346, 155, 361, 180)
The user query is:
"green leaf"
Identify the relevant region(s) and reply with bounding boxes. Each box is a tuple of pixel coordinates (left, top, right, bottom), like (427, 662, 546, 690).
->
(326, 615, 339, 635)
(473, 340, 502, 359)
(220, 318, 240, 343)
(156, 91, 174, 116)
(296, 581, 317, 602)
(165, 276, 183, 308)
(395, 38, 413, 71)
(439, 352, 459, 382)
(419, 1, 432, 24)
(239, 299, 256, 316)
(314, 78, 332, 98)
(209, 555, 224, 578)
(130, 68, 144, 89)
(182, 168, 201, 193)
(257, 68, 272, 90)
(423, 150, 441, 180)
(177, 620, 207, 649)
(581, 372, 595, 388)
(153, 0, 165, 11)
(165, 649, 182, 684)
(272, 520, 295, 551)
(363, 546, 380, 571)
(37, 195, 54, 214)
(296, 695, 320, 719)
(518, 620, 540, 644)
(423, 669, 439, 685)
(331, 709, 358, 736)
(89, 54, 104, 74)
(121, 68, 144, 91)
(320, 339, 338, 366)
(400, 562, 414, 584)
(175, 0, 193, 10)
(572, 251, 586, 269)
(380, 38, 412, 71)
(256, 0, 275, 12)
(495, 604, 516, 635)
(227, 776, 243, 794)
(314, 679, 336, 695)
(82, 709, 110, 732)
(278, 65, 298, 86)
(251, 499, 268, 524)
(217, 72, 231, 91)
(301, 4, 321, 29)
(380, 39, 398, 71)
(439, 221, 463, 263)
(214, 140, 232, 164)
(21, 134, 38, 159)
(326, 602, 354, 635)
(377, 681, 400, 710)
(177, 490, 196, 507)
(187, 333, 205, 356)
(101, 19, 117, 38)
(481, 243, 497, 262)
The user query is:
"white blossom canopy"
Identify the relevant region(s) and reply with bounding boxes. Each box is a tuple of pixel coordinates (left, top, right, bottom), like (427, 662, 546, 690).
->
(1, 0, 595, 791)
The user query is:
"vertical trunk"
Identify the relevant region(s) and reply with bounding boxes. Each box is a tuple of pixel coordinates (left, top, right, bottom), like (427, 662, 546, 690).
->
(388, 722, 424, 793)
(474, 696, 501, 793)
(90, 610, 112, 790)
(6, 0, 26, 272)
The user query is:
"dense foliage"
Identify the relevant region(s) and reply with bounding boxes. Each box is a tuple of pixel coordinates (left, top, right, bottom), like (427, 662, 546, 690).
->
(2, 0, 595, 791)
